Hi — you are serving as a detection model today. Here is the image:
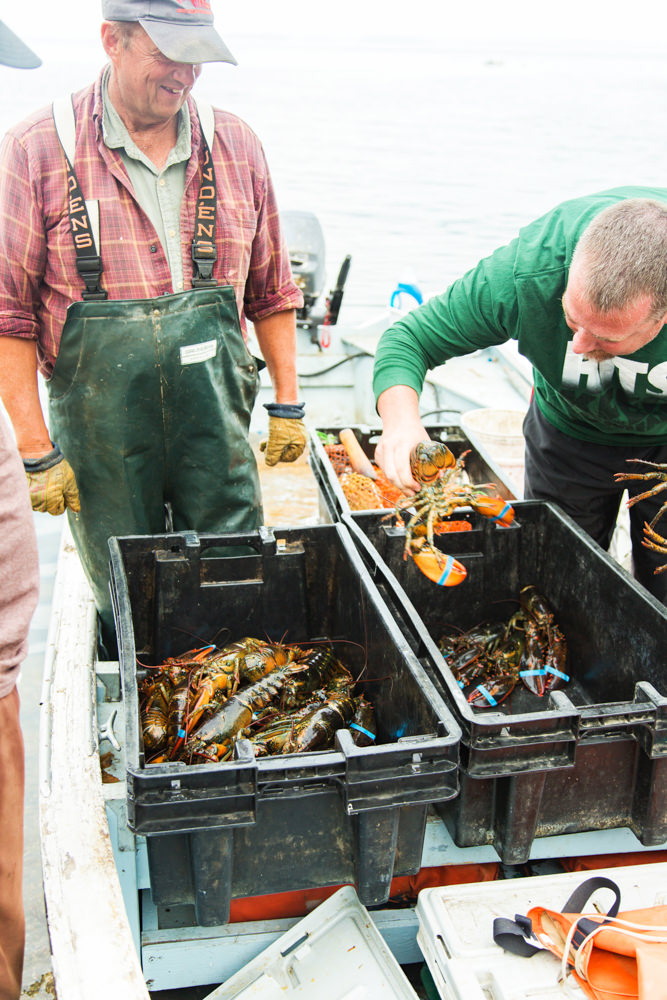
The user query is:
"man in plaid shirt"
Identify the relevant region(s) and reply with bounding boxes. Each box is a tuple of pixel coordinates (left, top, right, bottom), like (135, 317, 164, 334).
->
(0, 0, 305, 645)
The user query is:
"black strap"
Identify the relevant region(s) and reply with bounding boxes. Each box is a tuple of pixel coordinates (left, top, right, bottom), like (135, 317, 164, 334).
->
(190, 135, 218, 288)
(493, 876, 622, 960)
(493, 913, 542, 957)
(63, 156, 108, 301)
(560, 876, 621, 951)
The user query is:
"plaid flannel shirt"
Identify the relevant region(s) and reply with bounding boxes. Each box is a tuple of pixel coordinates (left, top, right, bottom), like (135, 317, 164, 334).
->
(0, 68, 303, 376)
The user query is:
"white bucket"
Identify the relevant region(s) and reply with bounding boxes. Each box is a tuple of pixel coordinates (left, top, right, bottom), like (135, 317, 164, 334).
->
(460, 408, 527, 494)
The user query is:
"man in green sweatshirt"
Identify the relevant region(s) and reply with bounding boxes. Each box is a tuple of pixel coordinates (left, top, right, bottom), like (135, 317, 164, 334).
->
(373, 188, 667, 602)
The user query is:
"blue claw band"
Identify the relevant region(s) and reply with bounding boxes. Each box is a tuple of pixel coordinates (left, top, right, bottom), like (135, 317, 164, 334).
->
(490, 502, 513, 524)
(519, 669, 547, 678)
(263, 401, 305, 419)
(23, 443, 63, 472)
(457, 680, 465, 689)
(437, 555, 456, 585)
(545, 666, 570, 681)
(474, 684, 497, 706)
(177, 729, 186, 739)
(350, 723, 376, 741)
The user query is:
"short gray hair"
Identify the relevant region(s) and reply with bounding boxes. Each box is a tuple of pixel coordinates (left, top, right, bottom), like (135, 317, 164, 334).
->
(570, 198, 667, 318)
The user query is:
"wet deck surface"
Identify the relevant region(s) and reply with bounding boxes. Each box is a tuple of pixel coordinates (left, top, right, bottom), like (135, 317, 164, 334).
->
(252, 435, 322, 528)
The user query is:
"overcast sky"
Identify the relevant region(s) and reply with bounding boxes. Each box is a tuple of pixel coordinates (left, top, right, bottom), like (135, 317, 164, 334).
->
(3, 0, 665, 52)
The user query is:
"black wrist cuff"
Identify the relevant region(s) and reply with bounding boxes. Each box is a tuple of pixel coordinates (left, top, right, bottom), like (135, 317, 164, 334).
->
(263, 402, 306, 420)
(23, 443, 63, 473)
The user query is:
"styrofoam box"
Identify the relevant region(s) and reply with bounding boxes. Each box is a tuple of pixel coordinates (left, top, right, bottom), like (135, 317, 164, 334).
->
(205, 885, 419, 999)
(415, 863, 667, 1000)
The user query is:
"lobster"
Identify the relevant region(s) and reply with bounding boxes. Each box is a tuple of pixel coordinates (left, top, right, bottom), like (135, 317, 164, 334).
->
(245, 699, 325, 757)
(518, 585, 569, 696)
(641, 522, 667, 573)
(165, 678, 192, 758)
(396, 441, 515, 586)
(140, 679, 172, 754)
(614, 459, 667, 574)
(284, 692, 357, 753)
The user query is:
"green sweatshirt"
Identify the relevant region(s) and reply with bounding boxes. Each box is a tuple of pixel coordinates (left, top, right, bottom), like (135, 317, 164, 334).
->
(373, 187, 667, 445)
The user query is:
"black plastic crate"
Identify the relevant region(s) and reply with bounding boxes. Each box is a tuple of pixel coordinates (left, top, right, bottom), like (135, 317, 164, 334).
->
(309, 421, 518, 524)
(342, 501, 667, 863)
(109, 523, 461, 925)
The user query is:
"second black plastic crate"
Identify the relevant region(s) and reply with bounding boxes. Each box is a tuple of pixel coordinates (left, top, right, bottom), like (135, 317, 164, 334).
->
(109, 523, 461, 925)
(343, 501, 667, 863)
(309, 421, 519, 524)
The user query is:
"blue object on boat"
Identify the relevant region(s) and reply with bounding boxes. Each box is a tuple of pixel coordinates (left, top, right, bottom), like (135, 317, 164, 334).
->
(390, 282, 423, 308)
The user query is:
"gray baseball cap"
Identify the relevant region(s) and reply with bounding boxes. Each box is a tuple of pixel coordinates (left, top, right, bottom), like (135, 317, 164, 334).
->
(102, 0, 237, 65)
(0, 20, 41, 68)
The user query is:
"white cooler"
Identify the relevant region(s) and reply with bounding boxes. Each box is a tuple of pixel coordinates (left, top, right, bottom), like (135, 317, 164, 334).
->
(415, 862, 667, 1000)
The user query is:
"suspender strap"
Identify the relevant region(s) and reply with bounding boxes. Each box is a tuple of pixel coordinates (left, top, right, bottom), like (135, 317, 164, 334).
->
(63, 161, 107, 300)
(52, 96, 107, 301)
(195, 96, 215, 150)
(190, 122, 218, 289)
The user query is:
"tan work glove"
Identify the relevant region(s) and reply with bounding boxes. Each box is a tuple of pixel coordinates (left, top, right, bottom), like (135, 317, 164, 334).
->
(259, 402, 307, 466)
(24, 445, 80, 515)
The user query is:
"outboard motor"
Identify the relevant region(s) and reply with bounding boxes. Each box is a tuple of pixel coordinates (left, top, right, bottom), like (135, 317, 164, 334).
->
(282, 209, 351, 348)
(282, 210, 326, 317)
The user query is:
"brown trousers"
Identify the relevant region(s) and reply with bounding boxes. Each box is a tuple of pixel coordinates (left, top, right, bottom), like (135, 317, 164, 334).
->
(0, 688, 24, 1000)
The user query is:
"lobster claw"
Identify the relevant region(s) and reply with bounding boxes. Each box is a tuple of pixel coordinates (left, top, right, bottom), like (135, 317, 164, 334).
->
(470, 495, 515, 526)
(407, 537, 467, 586)
(517, 627, 548, 696)
(518, 667, 549, 697)
(466, 673, 516, 707)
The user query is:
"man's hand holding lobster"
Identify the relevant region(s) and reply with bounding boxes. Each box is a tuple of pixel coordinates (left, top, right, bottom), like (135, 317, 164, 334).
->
(374, 385, 430, 493)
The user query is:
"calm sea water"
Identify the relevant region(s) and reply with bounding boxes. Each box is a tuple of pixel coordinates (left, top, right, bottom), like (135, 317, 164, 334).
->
(2, 35, 665, 314)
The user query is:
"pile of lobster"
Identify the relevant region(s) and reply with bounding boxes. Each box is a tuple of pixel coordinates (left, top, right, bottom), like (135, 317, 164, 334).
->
(139, 637, 376, 765)
(438, 585, 570, 708)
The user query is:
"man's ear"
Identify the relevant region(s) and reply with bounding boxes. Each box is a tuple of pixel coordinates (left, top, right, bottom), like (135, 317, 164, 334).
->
(100, 21, 120, 61)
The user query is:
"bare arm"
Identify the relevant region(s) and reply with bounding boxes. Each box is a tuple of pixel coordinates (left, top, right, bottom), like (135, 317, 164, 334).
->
(0, 412, 39, 694)
(0, 337, 51, 459)
(375, 385, 430, 493)
(252, 309, 299, 403)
